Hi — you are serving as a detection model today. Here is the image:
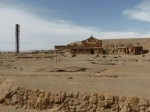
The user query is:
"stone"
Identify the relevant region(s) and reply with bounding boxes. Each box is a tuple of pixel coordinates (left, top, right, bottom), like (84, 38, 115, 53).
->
(45, 92, 50, 98)
(73, 99, 80, 105)
(127, 96, 139, 104)
(98, 101, 105, 107)
(124, 101, 129, 107)
(130, 104, 140, 111)
(68, 100, 73, 106)
(119, 102, 124, 110)
(92, 104, 97, 110)
(79, 93, 88, 101)
(54, 95, 61, 103)
(139, 99, 149, 106)
(120, 96, 126, 102)
(140, 110, 145, 112)
(14, 105, 19, 109)
(103, 109, 111, 112)
(80, 108, 86, 112)
(17, 89, 25, 96)
(73, 92, 79, 98)
(113, 96, 119, 102)
(87, 104, 93, 111)
(87, 58, 94, 61)
(0, 94, 6, 102)
(11, 94, 19, 104)
(34, 92, 39, 97)
(2, 88, 150, 112)
(111, 104, 119, 110)
(39, 93, 45, 98)
(140, 106, 147, 110)
(89, 94, 97, 104)
(81, 100, 89, 108)
(23, 105, 27, 109)
(19, 101, 24, 108)
(60, 92, 66, 100)
(105, 100, 114, 107)
(66, 92, 73, 97)
(106, 95, 114, 101)
(147, 107, 150, 111)
(98, 94, 105, 101)
(122, 106, 130, 112)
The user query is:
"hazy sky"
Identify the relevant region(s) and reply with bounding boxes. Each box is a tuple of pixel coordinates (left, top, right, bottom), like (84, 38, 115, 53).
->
(0, 0, 150, 51)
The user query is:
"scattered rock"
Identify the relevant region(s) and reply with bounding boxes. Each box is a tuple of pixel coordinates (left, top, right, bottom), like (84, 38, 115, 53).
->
(67, 77, 73, 79)
(72, 54, 76, 57)
(0, 79, 149, 112)
(127, 96, 139, 104)
(20, 67, 23, 70)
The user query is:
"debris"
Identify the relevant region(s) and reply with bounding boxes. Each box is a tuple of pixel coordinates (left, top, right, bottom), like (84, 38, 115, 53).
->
(67, 77, 73, 79)
(72, 54, 76, 57)
(50, 67, 87, 72)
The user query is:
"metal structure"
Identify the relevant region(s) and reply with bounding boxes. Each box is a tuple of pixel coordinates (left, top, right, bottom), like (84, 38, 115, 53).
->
(15, 24, 20, 53)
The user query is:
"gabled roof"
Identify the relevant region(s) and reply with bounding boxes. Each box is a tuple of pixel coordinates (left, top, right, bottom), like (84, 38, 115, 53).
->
(68, 35, 102, 46)
(82, 36, 102, 42)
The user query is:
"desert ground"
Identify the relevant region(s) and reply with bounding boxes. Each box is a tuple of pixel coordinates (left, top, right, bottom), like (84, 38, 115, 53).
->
(0, 49, 150, 111)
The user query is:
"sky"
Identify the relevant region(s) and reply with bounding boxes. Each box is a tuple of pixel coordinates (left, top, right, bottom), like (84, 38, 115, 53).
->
(0, 0, 150, 51)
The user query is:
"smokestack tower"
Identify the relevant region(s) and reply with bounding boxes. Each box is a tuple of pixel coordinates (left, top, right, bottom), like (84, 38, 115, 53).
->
(15, 24, 20, 53)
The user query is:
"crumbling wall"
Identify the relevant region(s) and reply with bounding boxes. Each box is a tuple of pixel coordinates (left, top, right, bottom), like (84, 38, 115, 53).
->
(0, 87, 150, 112)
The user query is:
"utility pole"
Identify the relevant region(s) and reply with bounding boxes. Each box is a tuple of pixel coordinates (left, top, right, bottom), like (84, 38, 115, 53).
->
(15, 24, 20, 54)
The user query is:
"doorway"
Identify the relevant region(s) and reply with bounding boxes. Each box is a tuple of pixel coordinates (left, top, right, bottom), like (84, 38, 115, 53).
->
(91, 49, 94, 55)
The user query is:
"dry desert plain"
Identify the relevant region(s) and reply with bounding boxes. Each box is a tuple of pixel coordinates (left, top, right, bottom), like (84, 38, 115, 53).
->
(0, 50, 150, 112)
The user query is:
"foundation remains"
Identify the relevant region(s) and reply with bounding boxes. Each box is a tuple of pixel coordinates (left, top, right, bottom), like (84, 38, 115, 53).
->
(1, 87, 150, 112)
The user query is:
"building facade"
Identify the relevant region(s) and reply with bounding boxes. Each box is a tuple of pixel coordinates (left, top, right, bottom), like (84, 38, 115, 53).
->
(55, 35, 103, 54)
(111, 45, 148, 55)
(128, 46, 143, 55)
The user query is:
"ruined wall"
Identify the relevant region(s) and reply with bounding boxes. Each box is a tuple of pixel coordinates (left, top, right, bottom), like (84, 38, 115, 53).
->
(71, 48, 103, 54)
(143, 50, 149, 54)
(1, 87, 150, 112)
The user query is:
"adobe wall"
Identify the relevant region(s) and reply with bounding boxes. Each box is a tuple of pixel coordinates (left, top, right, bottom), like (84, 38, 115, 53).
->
(71, 48, 103, 54)
(1, 87, 150, 111)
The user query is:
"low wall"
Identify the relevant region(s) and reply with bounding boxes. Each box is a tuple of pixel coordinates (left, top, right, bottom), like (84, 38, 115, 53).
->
(0, 87, 150, 112)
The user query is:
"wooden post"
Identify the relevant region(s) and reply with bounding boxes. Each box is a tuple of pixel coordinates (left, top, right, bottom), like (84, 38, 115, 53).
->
(59, 54, 60, 63)
(1, 60, 3, 66)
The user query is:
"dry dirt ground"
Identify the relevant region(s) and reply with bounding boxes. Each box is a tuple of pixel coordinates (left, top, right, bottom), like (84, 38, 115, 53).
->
(0, 52, 150, 111)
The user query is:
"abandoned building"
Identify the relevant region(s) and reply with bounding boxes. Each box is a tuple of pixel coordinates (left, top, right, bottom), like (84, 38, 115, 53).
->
(128, 46, 143, 55)
(116, 47, 129, 55)
(111, 45, 148, 55)
(55, 35, 103, 54)
(55, 35, 149, 55)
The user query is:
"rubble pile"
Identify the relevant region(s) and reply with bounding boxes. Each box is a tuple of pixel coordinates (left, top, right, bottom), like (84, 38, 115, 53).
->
(0, 87, 150, 112)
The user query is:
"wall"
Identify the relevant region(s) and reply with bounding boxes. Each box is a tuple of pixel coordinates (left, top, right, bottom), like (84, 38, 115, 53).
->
(70, 48, 103, 54)
(1, 87, 150, 112)
(143, 50, 149, 54)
